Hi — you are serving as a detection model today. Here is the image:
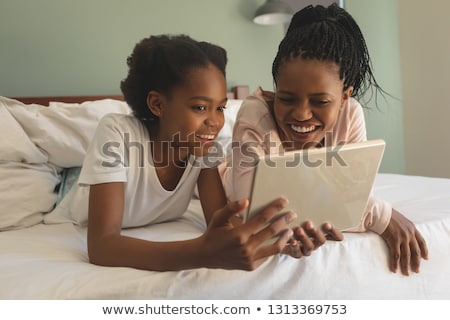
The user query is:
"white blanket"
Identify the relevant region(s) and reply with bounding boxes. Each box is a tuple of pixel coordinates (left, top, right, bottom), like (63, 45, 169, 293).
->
(1, 173, 449, 299)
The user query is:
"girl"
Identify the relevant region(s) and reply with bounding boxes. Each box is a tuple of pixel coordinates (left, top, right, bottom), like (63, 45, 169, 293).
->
(221, 4, 428, 275)
(82, 34, 305, 272)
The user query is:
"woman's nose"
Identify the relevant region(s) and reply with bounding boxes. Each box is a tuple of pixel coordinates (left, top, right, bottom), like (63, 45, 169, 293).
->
(292, 103, 312, 121)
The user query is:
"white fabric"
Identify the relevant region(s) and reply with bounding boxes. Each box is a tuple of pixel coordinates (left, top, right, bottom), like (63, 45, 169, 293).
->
(6, 98, 131, 167)
(45, 113, 204, 228)
(0, 96, 130, 230)
(0, 162, 60, 231)
(1, 173, 450, 299)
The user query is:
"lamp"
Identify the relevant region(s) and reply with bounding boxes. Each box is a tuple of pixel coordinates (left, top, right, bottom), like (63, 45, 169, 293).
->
(253, 0, 293, 25)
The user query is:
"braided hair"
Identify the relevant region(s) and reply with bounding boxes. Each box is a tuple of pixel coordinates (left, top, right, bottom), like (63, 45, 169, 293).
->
(272, 3, 384, 104)
(121, 34, 228, 123)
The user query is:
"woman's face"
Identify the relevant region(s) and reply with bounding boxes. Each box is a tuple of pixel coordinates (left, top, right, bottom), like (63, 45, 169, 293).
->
(274, 58, 353, 151)
(148, 64, 227, 159)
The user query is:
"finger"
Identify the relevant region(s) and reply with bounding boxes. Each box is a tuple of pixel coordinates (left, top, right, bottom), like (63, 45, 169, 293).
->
(415, 230, 429, 260)
(242, 197, 289, 233)
(281, 239, 303, 258)
(388, 242, 400, 273)
(208, 199, 248, 228)
(302, 221, 326, 248)
(254, 228, 293, 261)
(409, 238, 422, 273)
(293, 227, 315, 256)
(322, 223, 344, 241)
(399, 242, 411, 276)
(250, 210, 297, 245)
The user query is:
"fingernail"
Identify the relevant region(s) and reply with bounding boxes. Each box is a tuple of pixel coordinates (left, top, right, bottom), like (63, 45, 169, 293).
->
(280, 197, 289, 208)
(285, 211, 297, 223)
(237, 199, 247, 207)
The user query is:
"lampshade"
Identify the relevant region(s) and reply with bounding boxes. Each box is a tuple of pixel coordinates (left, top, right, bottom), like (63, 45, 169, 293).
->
(253, 0, 293, 25)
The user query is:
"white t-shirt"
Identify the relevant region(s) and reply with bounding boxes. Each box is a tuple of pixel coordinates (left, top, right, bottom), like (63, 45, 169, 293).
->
(58, 113, 206, 228)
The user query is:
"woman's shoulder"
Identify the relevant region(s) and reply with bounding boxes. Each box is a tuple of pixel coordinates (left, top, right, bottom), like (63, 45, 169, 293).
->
(339, 97, 364, 121)
(236, 88, 274, 125)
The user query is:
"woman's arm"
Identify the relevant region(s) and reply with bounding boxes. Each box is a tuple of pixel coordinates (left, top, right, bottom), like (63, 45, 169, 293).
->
(381, 209, 429, 276)
(87, 182, 297, 271)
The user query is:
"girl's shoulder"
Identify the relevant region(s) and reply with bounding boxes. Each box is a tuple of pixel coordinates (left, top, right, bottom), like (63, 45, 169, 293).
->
(98, 113, 148, 136)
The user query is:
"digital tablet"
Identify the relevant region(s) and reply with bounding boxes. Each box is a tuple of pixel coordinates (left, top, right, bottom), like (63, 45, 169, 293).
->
(245, 139, 385, 234)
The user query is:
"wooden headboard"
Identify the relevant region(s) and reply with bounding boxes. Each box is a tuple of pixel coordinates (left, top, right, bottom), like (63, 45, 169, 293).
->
(13, 85, 249, 105)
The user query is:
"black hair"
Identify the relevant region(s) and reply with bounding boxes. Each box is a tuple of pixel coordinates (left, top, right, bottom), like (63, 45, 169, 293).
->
(272, 3, 385, 105)
(120, 34, 228, 122)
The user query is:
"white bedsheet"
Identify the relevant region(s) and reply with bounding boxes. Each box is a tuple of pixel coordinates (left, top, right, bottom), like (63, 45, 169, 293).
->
(1, 173, 449, 299)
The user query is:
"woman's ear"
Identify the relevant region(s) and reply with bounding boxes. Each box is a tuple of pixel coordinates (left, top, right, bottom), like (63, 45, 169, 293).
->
(146, 91, 163, 118)
(341, 86, 354, 110)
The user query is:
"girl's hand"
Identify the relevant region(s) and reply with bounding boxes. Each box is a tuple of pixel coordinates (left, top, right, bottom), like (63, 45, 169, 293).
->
(381, 209, 428, 275)
(199, 197, 297, 270)
(283, 221, 344, 258)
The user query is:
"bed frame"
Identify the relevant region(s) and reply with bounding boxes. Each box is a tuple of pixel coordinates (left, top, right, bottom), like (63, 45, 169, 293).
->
(12, 85, 250, 105)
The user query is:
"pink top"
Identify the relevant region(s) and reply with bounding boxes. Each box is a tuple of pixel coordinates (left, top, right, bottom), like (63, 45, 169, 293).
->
(220, 88, 391, 234)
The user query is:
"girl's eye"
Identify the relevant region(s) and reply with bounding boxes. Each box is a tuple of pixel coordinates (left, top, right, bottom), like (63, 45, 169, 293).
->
(217, 106, 226, 112)
(193, 105, 206, 112)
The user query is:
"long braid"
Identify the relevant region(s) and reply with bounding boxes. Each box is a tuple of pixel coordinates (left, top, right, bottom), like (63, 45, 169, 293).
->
(272, 3, 386, 106)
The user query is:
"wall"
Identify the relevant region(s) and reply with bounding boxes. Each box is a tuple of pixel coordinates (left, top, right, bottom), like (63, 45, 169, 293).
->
(398, 0, 450, 178)
(0, 0, 407, 174)
(0, 0, 283, 97)
(345, 0, 405, 174)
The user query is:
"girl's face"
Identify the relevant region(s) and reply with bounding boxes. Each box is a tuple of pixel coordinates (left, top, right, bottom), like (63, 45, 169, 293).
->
(148, 64, 227, 159)
(274, 58, 353, 151)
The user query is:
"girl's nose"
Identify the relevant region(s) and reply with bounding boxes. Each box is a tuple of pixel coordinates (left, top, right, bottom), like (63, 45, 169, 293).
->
(205, 111, 221, 128)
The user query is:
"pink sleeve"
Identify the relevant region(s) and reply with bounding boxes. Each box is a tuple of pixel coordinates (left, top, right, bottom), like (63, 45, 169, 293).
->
(346, 195, 392, 234)
(220, 95, 273, 203)
(345, 99, 392, 234)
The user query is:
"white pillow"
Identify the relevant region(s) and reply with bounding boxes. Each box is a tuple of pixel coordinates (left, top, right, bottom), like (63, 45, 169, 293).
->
(6, 98, 131, 167)
(0, 97, 48, 164)
(0, 162, 60, 231)
(216, 99, 242, 155)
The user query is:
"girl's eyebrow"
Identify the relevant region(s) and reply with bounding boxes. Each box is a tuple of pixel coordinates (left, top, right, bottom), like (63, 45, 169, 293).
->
(189, 96, 228, 104)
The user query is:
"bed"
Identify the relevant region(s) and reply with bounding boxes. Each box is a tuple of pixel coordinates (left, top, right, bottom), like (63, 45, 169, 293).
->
(1, 92, 449, 300)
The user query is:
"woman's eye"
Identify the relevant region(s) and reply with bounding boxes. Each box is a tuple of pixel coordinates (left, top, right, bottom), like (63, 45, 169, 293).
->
(312, 100, 330, 106)
(278, 97, 295, 104)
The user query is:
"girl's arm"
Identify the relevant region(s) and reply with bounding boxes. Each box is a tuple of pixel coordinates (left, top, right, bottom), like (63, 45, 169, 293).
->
(197, 167, 227, 225)
(87, 182, 203, 271)
(87, 181, 296, 271)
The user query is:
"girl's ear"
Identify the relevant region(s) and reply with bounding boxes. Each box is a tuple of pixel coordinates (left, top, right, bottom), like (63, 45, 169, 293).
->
(146, 91, 164, 118)
(341, 86, 354, 110)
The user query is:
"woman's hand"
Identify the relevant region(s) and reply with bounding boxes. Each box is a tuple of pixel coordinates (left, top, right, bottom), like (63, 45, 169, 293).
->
(381, 209, 428, 275)
(199, 197, 297, 270)
(283, 221, 344, 258)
